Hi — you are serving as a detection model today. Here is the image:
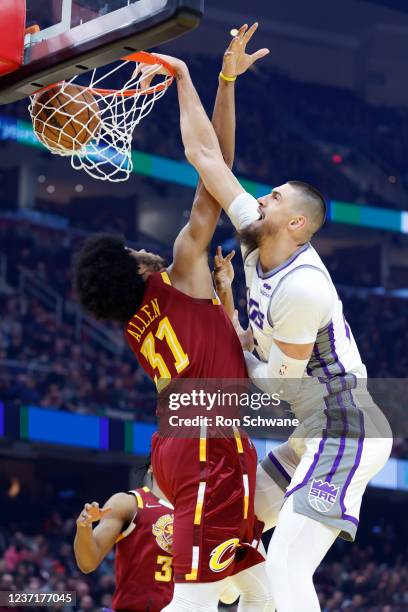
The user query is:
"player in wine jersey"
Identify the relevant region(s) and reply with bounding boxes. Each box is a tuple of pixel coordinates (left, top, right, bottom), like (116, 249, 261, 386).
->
(74, 460, 244, 611)
(73, 26, 274, 611)
(74, 461, 175, 611)
(147, 53, 393, 611)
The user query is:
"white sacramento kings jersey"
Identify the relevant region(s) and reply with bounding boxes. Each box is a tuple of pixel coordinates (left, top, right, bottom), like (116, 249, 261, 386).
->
(243, 242, 366, 413)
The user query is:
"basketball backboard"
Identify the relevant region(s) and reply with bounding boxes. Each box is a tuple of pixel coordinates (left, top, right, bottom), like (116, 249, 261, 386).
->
(0, 0, 203, 104)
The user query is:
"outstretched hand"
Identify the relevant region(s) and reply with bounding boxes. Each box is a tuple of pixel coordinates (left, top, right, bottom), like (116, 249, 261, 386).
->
(213, 246, 236, 293)
(132, 54, 187, 90)
(222, 23, 270, 79)
(76, 502, 112, 529)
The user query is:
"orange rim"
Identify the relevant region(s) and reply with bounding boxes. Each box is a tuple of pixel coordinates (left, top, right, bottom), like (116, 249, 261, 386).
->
(33, 51, 175, 98)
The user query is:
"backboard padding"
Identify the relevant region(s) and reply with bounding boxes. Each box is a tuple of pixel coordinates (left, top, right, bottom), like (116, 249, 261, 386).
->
(0, 0, 203, 104)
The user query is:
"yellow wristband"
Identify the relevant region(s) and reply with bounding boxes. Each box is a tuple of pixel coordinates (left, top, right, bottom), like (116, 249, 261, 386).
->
(219, 71, 237, 82)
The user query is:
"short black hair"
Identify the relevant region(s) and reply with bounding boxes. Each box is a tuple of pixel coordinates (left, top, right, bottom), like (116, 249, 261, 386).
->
(73, 233, 145, 323)
(288, 180, 327, 235)
(133, 454, 152, 488)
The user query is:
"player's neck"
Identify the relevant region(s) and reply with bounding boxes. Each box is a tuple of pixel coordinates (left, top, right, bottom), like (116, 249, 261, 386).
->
(151, 481, 168, 502)
(258, 238, 305, 273)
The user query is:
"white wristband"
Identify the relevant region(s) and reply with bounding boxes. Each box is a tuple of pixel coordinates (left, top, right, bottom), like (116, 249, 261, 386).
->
(227, 192, 260, 231)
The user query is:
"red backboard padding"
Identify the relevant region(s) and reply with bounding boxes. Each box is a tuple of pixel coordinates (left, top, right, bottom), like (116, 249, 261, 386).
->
(0, 0, 26, 77)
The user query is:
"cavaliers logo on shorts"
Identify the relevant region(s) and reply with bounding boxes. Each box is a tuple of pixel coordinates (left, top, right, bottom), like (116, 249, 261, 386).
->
(308, 479, 339, 513)
(152, 514, 174, 553)
(209, 538, 240, 573)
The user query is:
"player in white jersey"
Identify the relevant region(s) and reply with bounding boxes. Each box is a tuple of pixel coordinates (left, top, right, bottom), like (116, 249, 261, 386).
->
(145, 51, 393, 611)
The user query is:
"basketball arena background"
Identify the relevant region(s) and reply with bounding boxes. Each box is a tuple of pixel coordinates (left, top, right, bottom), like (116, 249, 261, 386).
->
(0, 0, 407, 610)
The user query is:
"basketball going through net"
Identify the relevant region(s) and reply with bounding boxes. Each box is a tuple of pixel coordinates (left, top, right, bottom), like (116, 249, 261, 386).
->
(28, 52, 174, 182)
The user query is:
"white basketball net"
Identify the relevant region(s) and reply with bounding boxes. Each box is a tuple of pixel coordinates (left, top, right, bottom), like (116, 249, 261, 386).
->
(28, 54, 173, 182)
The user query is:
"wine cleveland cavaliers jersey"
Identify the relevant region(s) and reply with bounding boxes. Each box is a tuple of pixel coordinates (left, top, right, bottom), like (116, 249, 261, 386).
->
(112, 487, 174, 612)
(125, 271, 247, 392)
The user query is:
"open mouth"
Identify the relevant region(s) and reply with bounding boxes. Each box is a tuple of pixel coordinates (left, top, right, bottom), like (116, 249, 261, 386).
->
(257, 206, 265, 220)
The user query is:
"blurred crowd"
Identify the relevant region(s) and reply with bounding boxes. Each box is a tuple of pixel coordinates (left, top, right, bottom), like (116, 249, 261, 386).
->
(0, 509, 406, 611)
(0, 510, 116, 612)
(0, 218, 157, 420)
(0, 291, 156, 420)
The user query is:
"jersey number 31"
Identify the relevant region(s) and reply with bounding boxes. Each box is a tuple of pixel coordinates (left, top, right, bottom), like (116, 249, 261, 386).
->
(141, 316, 189, 391)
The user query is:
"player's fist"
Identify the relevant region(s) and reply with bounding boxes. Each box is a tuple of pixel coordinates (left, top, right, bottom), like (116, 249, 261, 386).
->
(132, 53, 187, 88)
(222, 23, 270, 79)
(76, 502, 112, 529)
(213, 246, 235, 292)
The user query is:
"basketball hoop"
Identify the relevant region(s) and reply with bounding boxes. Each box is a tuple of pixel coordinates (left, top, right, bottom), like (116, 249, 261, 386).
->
(28, 52, 175, 182)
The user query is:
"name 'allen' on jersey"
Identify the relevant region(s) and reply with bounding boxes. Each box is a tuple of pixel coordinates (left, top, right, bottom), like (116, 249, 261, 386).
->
(125, 270, 247, 392)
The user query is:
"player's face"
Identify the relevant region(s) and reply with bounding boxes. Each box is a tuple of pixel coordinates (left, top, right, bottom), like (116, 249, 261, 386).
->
(252, 183, 296, 236)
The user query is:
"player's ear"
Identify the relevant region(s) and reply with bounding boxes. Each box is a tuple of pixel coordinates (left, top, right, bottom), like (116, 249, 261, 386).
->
(137, 263, 151, 279)
(289, 215, 306, 230)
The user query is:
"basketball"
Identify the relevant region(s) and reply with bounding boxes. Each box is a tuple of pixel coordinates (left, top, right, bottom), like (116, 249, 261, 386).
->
(32, 83, 101, 153)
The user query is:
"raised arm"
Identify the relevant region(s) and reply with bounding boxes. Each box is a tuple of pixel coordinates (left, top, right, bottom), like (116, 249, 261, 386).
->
(74, 494, 135, 573)
(171, 24, 268, 279)
(171, 40, 236, 274)
(151, 27, 269, 219)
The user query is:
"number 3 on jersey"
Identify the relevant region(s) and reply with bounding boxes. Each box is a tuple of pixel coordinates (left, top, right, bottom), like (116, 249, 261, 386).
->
(155, 555, 173, 582)
(140, 316, 189, 390)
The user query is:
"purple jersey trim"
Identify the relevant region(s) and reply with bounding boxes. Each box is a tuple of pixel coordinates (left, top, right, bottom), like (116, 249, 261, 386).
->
(256, 243, 310, 280)
(268, 451, 291, 483)
(284, 404, 331, 498)
(343, 315, 351, 340)
(311, 330, 333, 394)
(322, 326, 349, 482)
(326, 394, 348, 484)
(339, 400, 365, 522)
(342, 514, 359, 528)
(328, 321, 346, 391)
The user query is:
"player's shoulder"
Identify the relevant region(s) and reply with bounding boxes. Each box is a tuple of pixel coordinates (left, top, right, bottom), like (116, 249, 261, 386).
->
(103, 491, 138, 522)
(147, 270, 170, 290)
(274, 263, 333, 304)
(287, 262, 330, 285)
(127, 487, 171, 510)
(301, 243, 331, 274)
(284, 244, 331, 284)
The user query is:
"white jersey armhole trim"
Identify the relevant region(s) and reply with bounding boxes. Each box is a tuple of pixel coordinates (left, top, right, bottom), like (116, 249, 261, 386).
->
(158, 498, 174, 510)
